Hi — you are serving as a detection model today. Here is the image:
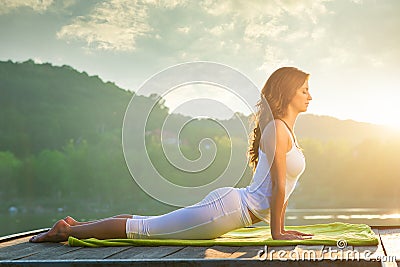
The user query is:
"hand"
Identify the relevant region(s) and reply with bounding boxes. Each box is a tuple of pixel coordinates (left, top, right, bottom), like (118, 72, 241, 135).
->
(283, 230, 314, 237)
(272, 232, 309, 240)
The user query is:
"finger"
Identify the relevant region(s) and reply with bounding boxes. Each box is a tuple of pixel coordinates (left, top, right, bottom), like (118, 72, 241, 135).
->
(293, 231, 313, 236)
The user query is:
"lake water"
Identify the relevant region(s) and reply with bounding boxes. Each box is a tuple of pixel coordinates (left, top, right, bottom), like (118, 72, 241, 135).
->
(1, 208, 399, 237)
(284, 208, 400, 226)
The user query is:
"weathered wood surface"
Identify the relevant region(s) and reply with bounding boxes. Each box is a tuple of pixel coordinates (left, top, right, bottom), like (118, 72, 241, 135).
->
(0, 227, 398, 266)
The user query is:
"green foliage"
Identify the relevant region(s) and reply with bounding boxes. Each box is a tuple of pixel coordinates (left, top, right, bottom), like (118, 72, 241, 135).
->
(0, 59, 132, 156)
(0, 151, 21, 198)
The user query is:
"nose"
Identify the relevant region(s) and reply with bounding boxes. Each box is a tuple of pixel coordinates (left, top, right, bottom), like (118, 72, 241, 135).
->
(308, 92, 312, 100)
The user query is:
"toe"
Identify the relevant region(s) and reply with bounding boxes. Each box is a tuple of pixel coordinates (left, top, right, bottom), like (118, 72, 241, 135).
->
(30, 232, 46, 243)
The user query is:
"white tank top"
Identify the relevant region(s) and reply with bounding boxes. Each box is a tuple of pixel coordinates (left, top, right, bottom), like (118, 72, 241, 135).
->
(239, 123, 306, 223)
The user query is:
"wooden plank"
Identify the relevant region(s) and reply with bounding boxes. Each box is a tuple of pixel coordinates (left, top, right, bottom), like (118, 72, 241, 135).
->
(0, 235, 33, 249)
(229, 246, 264, 259)
(0, 237, 50, 260)
(108, 246, 184, 259)
(379, 228, 400, 262)
(163, 246, 209, 259)
(22, 243, 83, 260)
(165, 246, 241, 259)
(204, 246, 240, 258)
(1, 227, 396, 265)
(0, 229, 49, 243)
(54, 246, 129, 260)
(0, 244, 40, 260)
(106, 246, 159, 259)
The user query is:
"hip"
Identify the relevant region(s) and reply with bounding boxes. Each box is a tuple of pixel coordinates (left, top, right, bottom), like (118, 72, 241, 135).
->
(199, 187, 253, 227)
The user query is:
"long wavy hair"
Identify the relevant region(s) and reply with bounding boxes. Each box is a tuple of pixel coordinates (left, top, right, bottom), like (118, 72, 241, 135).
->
(248, 67, 309, 172)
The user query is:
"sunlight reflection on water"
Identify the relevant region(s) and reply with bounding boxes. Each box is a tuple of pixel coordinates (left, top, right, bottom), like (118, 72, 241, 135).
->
(303, 215, 334, 220)
(286, 213, 400, 221)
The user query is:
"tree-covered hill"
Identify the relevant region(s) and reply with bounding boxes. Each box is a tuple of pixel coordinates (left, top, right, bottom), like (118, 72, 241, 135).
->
(296, 113, 393, 144)
(0, 59, 398, 219)
(0, 59, 133, 156)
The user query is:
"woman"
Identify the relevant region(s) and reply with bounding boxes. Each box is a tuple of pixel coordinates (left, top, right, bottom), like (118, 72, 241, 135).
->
(30, 66, 313, 243)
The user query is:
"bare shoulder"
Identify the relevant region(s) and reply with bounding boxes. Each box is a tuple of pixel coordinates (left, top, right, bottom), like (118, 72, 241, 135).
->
(263, 119, 289, 138)
(260, 119, 290, 153)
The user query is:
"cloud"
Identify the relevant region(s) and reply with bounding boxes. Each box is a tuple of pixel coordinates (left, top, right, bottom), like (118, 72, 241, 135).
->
(312, 0, 400, 71)
(56, 0, 186, 52)
(53, 0, 398, 80)
(62, 0, 77, 9)
(0, 0, 53, 14)
(198, 0, 332, 54)
(277, 0, 332, 24)
(207, 22, 235, 36)
(311, 27, 325, 41)
(199, 0, 284, 20)
(188, 0, 333, 77)
(198, 0, 235, 17)
(54, 0, 333, 55)
(143, 0, 187, 9)
(199, 0, 331, 23)
(244, 18, 288, 42)
(177, 26, 190, 34)
(57, 0, 151, 51)
(320, 46, 352, 65)
(258, 45, 293, 74)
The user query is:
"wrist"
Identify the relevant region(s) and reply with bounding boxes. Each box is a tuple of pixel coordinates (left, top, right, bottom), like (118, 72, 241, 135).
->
(271, 230, 282, 239)
(272, 232, 284, 239)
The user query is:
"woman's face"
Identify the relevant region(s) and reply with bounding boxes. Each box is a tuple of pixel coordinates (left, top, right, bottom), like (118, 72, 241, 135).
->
(288, 79, 312, 113)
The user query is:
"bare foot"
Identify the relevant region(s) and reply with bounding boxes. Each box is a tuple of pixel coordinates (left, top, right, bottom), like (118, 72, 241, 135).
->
(64, 216, 79, 226)
(29, 219, 70, 243)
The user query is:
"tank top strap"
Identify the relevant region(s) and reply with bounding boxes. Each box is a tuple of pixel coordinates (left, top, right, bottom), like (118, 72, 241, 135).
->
(277, 119, 298, 148)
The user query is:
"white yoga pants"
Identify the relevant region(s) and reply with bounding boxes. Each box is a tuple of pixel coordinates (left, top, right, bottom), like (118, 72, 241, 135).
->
(125, 187, 252, 239)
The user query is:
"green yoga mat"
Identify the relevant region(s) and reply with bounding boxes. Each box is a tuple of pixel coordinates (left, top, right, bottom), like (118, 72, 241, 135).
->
(68, 222, 378, 247)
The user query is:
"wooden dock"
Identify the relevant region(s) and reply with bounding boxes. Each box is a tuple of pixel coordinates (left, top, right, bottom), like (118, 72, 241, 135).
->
(0, 226, 399, 266)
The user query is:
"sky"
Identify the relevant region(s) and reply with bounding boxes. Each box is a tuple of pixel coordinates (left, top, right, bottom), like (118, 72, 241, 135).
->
(1, 0, 399, 128)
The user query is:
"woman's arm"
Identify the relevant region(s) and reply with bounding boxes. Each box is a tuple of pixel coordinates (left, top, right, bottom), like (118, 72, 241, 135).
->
(281, 201, 314, 237)
(281, 200, 288, 231)
(264, 120, 304, 240)
(269, 121, 289, 239)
